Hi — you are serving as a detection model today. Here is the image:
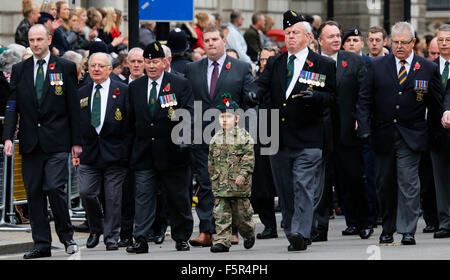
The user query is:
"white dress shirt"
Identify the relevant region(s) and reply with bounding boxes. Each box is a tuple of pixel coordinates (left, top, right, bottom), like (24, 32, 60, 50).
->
(147, 72, 164, 104)
(395, 52, 414, 75)
(91, 78, 111, 134)
(207, 53, 227, 93)
(439, 55, 449, 78)
(286, 46, 309, 99)
(33, 52, 51, 84)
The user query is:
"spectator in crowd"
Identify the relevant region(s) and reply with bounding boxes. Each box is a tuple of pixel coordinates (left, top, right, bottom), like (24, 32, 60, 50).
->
(139, 21, 156, 49)
(226, 9, 252, 64)
(226, 49, 239, 60)
(211, 13, 222, 28)
(73, 7, 97, 49)
(61, 50, 84, 81)
(125, 47, 145, 84)
(166, 29, 191, 75)
(256, 47, 276, 77)
(260, 15, 276, 49)
(192, 12, 209, 56)
(366, 26, 388, 57)
(414, 34, 427, 56)
(244, 13, 266, 62)
(15, 0, 41, 47)
(41, 0, 57, 18)
(99, 7, 127, 54)
(311, 15, 322, 39)
(428, 37, 440, 61)
(309, 39, 319, 53)
(84, 7, 101, 41)
(56, 1, 71, 37)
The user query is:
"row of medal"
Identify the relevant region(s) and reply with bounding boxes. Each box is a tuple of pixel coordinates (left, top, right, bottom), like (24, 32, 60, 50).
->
(50, 73, 64, 86)
(299, 70, 326, 87)
(160, 93, 177, 108)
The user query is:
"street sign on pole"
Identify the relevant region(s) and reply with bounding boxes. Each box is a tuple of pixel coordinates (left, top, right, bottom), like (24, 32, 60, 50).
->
(139, 0, 194, 22)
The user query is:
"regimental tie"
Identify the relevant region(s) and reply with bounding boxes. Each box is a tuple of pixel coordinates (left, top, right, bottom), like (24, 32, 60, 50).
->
(398, 60, 408, 86)
(442, 61, 449, 91)
(149, 81, 157, 116)
(35, 59, 45, 104)
(91, 84, 102, 128)
(286, 55, 296, 88)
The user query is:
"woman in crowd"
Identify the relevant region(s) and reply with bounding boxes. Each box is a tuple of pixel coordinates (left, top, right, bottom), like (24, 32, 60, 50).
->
(15, 0, 41, 47)
(41, 0, 57, 18)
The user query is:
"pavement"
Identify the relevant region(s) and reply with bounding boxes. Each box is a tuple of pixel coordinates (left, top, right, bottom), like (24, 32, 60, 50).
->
(1, 210, 450, 260)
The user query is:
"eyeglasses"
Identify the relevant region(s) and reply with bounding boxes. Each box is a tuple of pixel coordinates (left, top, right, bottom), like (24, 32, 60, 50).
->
(391, 38, 413, 46)
(89, 64, 109, 69)
(437, 37, 450, 44)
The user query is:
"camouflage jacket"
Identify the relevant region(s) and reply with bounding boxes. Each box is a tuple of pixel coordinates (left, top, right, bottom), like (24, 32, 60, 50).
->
(208, 126, 255, 197)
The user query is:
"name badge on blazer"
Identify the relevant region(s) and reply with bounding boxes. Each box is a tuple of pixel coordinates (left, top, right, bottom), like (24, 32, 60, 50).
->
(80, 97, 89, 109)
(414, 80, 428, 102)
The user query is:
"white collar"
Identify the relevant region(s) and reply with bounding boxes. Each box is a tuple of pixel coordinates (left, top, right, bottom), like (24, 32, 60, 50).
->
(288, 46, 309, 61)
(395, 51, 414, 65)
(33, 52, 51, 66)
(148, 71, 164, 86)
(208, 53, 227, 67)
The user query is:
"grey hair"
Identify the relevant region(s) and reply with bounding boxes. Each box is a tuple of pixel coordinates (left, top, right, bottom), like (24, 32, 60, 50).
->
(88, 52, 113, 66)
(62, 51, 83, 66)
(0, 49, 22, 72)
(302, 21, 312, 34)
(438, 24, 450, 32)
(162, 45, 172, 58)
(391, 21, 415, 40)
(127, 47, 144, 59)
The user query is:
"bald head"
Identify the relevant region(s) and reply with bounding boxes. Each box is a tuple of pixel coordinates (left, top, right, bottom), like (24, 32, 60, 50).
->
(28, 24, 51, 59)
(428, 37, 439, 61)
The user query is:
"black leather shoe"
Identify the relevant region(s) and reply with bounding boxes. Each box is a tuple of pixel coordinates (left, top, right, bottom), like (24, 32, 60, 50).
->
(72, 221, 90, 233)
(23, 248, 51, 259)
(154, 234, 165, 244)
(311, 231, 327, 242)
(359, 228, 374, 239)
(423, 225, 437, 233)
(434, 228, 450, 238)
(176, 241, 190, 251)
(287, 232, 307, 251)
(256, 228, 278, 239)
(342, 226, 359, 235)
(305, 238, 311, 245)
(106, 242, 119, 251)
(287, 243, 307, 252)
(118, 238, 133, 247)
(379, 234, 394, 244)
(86, 233, 101, 248)
(401, 233, 416, 245)
(63, 239, 79, 254)
(210, 243, 229, 253)
(243, 237, 255, 249)
(126, 239, 149, 254)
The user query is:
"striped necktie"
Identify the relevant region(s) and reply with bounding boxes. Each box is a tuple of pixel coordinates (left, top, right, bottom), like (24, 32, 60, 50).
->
(398, 60, 407, 86)
(91, 84, 102, 128)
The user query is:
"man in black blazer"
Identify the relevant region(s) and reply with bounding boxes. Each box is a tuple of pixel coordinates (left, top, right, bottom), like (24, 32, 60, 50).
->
(431, 24, 450, 239)
(126, 41, 194, 254)
(77, 52, 130, 251)
(314, 22, 373, 241)
(357, 22, 443, 245)
(251, 11, 337, 251)
(185, 25, 254, 247)
(3, 24, 81, 259)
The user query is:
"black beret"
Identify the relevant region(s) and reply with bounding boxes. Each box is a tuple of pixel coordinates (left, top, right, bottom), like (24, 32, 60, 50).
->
(143, 41, 165, 60)
(89, 41, 108, 57)
(216, 93, 240, 113)
(283, 10, 305, 30)
(342, 27, 363, 43)
(38, 12, 54, 25)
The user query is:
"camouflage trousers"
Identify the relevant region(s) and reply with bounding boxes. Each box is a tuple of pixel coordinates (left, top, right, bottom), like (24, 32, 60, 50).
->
(213, 197, 255, 248)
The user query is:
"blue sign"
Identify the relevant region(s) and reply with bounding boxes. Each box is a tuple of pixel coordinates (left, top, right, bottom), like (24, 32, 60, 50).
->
(139, 0, 194, 21)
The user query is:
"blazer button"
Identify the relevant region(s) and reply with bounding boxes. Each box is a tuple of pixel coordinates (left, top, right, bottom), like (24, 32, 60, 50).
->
(37, 123, 41, 127)
(152, 137, 155, 141)
(283, 103, 287, 107)
(396, 105, 400, 109)
(398, 91, 402, 95)
(393, 119, 397, 123)
(281, 117, 286, 122)
(150, 123, 154, 126)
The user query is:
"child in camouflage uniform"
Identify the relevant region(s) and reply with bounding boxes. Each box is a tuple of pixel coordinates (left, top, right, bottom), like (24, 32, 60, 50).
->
(208, 95, 256, 253)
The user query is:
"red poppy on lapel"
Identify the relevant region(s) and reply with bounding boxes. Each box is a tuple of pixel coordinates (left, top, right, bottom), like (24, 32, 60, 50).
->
(307, 60, 314, 68)
(164, 83, 171, 92)
(225, 62, 231, 70)
(49, 63, 55, 70)
(414, 62, 421, 71)
(114, 88, 120, 95)
(341, 61, 348, 68)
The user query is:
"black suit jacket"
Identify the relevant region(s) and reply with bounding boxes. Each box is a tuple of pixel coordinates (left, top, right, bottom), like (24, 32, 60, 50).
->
(2, 55, 81, 154)
(128, 72, 194, 171)
(334, 51, 367, 147)
(427, 57, 448, 152)
(254, 49, 337, 150)
(357, 53, 443, 153)
(78, 79, 130, 165)
(185, 55, 254, 142)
